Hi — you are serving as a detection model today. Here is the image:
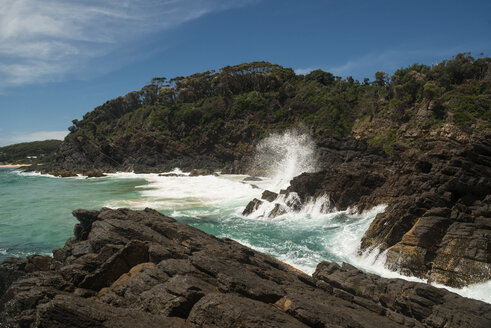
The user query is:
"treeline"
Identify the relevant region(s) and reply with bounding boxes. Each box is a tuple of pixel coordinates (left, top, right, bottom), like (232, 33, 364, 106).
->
(66, 53, 490, 155)
(0, 140, 62, 164)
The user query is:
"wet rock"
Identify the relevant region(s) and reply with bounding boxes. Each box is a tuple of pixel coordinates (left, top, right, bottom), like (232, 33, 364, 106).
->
(243, 176, 263, 181)
(84, 170, 106, 178)
(49, 170, 78, 177)
(189, 169, 214, 176)
(159, 173, 186, 177)
(242, 198, 263, 216)
(268, 203, 287, 218)
(261, 190, 278, 202)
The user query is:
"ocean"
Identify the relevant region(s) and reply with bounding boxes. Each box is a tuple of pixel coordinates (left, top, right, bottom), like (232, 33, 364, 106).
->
(0, 131, 490, 303)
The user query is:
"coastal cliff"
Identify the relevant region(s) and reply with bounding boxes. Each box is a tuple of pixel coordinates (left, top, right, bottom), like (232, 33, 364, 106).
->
(21, 54, 491, 289)
(1, 208, 490, 327)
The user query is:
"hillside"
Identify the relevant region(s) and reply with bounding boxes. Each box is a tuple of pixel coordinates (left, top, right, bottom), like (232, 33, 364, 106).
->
(0, 140, 62, 165)
(39, 53, 490, 175)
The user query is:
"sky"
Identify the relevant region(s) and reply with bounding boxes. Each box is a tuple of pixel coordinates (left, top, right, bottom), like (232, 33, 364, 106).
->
(0, 0, 490, 146)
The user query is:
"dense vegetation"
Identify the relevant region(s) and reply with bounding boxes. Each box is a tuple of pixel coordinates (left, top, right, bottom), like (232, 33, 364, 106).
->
(0, 140, 62, 164)
(66, 53, 490, 159)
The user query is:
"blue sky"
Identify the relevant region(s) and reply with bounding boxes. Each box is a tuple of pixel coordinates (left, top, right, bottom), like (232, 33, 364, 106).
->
(0, 0, 490, 146)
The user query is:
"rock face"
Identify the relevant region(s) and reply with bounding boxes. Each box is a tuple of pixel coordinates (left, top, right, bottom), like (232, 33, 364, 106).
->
(1, 208, 490, 327)
(272, 136, 491, 288)
(25, 126, 253, 176)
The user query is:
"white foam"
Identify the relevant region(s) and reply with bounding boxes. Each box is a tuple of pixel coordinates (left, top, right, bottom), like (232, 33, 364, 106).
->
(434, 280, 491, 304)
(14, 170, 59, 178)
(105, 173, 264, 211)
(14, 170, 88, 179)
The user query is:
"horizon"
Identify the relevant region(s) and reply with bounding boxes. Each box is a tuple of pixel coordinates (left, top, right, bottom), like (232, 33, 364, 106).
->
(0, 0, 490, 146)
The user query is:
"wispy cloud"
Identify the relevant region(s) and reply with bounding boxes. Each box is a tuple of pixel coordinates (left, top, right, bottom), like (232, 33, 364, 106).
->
(0, 0, 255, 87)
(295, 45, 485, 79)
(0, 130, 68, 146)
(294, 67, 316, 75)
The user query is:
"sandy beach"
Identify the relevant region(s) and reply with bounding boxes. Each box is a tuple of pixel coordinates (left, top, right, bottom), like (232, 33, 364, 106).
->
(0, 164, 30, 168)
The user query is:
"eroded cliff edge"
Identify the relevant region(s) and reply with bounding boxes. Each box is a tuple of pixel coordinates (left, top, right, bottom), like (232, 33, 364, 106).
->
(1, 208, 490, 327)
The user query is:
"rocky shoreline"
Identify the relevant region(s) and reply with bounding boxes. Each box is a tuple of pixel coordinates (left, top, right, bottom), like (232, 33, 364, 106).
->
(242, 135, 491, 287)
(19, 133, 491, 288)
(1, 208, 490, 327)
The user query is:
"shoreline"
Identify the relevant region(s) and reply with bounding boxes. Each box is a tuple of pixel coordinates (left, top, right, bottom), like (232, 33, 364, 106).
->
(0, 164, 31, 168)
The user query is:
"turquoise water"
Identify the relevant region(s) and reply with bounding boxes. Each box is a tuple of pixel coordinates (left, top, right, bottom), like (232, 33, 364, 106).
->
(0, 168, 376, 274)
(0, 168, 146, 259)
(1, 167, 490, 303)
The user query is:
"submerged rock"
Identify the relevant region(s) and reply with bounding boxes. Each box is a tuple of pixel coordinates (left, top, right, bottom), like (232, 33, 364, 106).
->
(159, 173, 186, 177)
(49, 170, 78, 177)
(1, 208, 490, 327)
(243, 176, 263, 182)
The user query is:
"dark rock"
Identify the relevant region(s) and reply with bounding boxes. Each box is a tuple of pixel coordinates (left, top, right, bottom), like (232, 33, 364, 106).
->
(261, 190, 278, 202)
(314, 261, 491, 328)
(243, 176, 263, 181)
(49, 170, 78, 177)
(159, 172, 186, 177)
(189, 169, 214, 176)
(188, 293, 309, 327)
(268, 203, 287, 218)
(242, 198, 263, 216)
(35, 294, 188, 328)
(1, 208, 489, 328)
(84, 170, 106, 178)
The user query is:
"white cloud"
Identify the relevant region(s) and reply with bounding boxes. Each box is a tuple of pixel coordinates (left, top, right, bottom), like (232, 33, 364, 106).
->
(294, 67, 315, 75)
(0, 0, 255, 87)
(0, 130, 68, 146)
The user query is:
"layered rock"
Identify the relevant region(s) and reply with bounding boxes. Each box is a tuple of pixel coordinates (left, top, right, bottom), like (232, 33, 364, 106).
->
(264, 136, 491, 287)
(1, 208, 490, 327)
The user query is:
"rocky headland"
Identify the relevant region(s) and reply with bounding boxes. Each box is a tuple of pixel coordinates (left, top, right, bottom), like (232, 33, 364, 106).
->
(13, 54, 491, 310)
(1, 208, 490, 327)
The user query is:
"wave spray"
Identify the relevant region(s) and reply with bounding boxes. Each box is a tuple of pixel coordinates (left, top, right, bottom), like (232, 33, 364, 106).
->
(251, 129, 318, 191)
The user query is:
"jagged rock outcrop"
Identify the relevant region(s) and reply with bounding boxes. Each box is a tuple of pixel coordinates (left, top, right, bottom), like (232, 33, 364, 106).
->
(361, 137, 491, 287)
(1, 208, 489, 327)
(268, 136, 491, 287)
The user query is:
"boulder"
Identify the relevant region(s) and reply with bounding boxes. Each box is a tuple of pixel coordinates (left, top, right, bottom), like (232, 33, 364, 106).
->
(261, 190, 278, 202)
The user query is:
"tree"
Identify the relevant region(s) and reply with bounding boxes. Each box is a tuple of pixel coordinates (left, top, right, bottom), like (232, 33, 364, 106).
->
(374, 71, 389, 86)
(305, 69, 335, 86)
